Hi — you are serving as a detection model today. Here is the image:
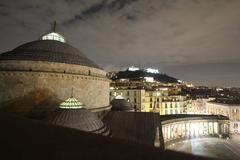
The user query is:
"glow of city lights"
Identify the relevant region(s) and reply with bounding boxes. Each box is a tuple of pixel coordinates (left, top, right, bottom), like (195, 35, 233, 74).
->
(128, 66, 140, 71)
(146, 68, 159, 74)
(159, 87, 168, 91)
(177, 80, 183, 83)
(144, 77, 154, 82)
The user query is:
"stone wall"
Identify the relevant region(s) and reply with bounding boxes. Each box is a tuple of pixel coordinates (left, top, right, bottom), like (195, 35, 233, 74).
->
(0, 60, 107, 77)
(0, 60, 111, 117)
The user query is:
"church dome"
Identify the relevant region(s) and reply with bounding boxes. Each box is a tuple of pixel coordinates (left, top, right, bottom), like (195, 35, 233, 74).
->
(0, 39, 101, 69)
(0, 26, 110, 116)
(45, 97, 109, 135)
(111, 96, 134, 111)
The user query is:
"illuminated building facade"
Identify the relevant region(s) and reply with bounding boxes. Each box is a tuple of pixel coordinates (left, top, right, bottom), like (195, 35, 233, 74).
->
(206, 102, 240, 134)
(144, 90, 162, 113)
(110, 87, 190, 115)
(161, 95, 189, 115)
(109, 67, 191, 115)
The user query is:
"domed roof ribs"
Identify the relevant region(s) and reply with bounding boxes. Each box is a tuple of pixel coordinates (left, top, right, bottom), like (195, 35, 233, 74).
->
(0, 40, 101, 69)
(71, 88, 74, 98)
(0, 22, 102, 69)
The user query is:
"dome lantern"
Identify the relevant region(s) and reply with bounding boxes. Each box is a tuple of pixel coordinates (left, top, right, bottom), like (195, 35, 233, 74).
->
(41, 21, 66, 43)
(59, 97, 84, 109)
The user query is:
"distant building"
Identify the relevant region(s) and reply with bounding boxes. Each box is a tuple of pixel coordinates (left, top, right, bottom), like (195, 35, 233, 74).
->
(161, 95, 190, 115)
(108, 67, 191, 115)
(189, 98, 215, 114)
(206, 101, 240, 134)
(110, 87, 190, 115)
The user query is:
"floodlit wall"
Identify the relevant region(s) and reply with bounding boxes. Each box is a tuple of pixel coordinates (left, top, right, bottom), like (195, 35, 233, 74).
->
(0, 60, 110, 116)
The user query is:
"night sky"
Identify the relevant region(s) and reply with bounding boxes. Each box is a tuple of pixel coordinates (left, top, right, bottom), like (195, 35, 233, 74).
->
(0, 0, 240, 87)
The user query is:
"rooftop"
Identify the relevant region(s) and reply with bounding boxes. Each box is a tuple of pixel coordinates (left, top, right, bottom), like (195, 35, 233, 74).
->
(103, 111, 163, 148)
(0, 112, 216, 160)
(0, 39, 101, 69)
(208, 99, 240, 106)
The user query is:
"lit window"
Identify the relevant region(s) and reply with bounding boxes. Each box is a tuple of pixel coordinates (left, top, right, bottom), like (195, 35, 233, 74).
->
(234, 123, 238, 128)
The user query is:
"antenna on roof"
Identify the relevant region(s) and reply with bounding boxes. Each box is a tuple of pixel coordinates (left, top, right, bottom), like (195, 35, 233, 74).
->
(71, 88, 74, 98)
(53, 21, 57, 32)
(41, 21, 66, 43)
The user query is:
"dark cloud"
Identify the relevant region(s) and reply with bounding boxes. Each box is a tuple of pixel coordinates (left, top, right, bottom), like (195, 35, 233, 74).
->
(63, 0, 139, 25)
(109, 0, 138, 10)
(0, 0, 240, 87)
(82, 0, 106, 16)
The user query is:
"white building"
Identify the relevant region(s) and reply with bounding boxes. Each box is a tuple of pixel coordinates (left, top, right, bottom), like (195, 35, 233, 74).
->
(189, 98, 215, 114)
(206, 102, 240, 134)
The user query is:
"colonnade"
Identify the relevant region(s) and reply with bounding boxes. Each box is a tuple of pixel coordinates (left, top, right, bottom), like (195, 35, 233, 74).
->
(162, 120, 229, 142)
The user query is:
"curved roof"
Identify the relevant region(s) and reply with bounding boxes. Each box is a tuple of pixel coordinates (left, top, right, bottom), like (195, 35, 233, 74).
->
(0, 40, 101, 69)
(45, 97, 109, 135)
(160, 114, 229, 125)
(46, 108, 109, 135)
(111, 99, 134, 111)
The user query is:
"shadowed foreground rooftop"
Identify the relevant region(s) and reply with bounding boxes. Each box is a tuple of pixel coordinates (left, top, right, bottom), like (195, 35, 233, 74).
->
(0, 112, 217, 160)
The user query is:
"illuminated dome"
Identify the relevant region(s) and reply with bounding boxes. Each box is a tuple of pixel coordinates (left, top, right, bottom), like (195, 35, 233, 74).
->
(59, 97, 84, 109)
(46, 97, 109, 135)
(0, 40, 101, 69)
